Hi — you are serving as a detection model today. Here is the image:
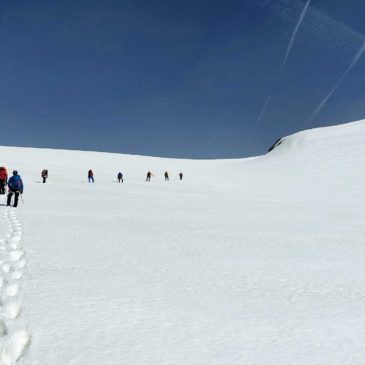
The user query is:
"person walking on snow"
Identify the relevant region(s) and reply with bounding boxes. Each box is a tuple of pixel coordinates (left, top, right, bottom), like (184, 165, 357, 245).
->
(117, 172, 123, 183)
(88, 170, 94, 183)
(41, 169, 48, 183)
(179, 172, 183, 181)
(0, 166, 8, 195)
(164, 171, 169, 181)
(146, 171, 153, 182)
(7, 170, 23, 208)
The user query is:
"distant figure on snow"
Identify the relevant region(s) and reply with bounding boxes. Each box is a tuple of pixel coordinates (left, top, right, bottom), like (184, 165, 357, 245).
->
(117, 172, 123, 183)
(179, 172, 183, 181)
(146, 171, 154, 182)
(7, 170, 23, 208)
(41, 169, 48, 183)
(164, 171, 169, 181)
(0, 166, 8, 195)
(88, 170, 94, 183)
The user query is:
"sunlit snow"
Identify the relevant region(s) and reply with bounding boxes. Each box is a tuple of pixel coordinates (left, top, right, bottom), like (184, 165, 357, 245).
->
(1, 120, 365, 364)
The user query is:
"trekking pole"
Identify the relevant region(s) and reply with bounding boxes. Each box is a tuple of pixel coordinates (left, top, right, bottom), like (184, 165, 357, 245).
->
(20, 194, 24, 204)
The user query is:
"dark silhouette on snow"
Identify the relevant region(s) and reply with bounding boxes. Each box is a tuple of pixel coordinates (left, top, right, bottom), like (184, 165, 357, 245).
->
(146, 171, 154, 182)
(179, 172, 183, 181)
(268, 138, 283, 152)
(164, 171, 169, 181)
(88, 170, 94, 183)
(41, 169, 48, 183)
(118, 172, 123, 183)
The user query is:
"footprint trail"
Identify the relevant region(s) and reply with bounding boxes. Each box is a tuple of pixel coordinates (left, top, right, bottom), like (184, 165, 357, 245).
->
(0, 208, 30, 363)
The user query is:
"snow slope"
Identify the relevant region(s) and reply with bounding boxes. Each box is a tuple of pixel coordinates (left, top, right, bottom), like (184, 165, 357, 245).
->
(0, 120, 365, 364)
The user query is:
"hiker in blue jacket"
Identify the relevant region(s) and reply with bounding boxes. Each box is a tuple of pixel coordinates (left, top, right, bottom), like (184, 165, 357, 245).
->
(7, 170, 23, 208)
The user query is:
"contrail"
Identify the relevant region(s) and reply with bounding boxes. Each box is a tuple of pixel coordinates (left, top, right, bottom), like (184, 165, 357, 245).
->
(255, 89, 273, 127)
(254, 0, 364, 53)
(304, 39, 365, 127)
(280, 0, 311, 72)
(256, 0, 311, 127)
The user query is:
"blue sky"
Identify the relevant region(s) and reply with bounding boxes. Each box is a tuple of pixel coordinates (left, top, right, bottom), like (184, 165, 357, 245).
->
(1, 0, 365, 158)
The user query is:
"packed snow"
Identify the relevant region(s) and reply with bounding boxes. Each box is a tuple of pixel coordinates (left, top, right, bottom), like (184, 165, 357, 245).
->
(0, 120, 365, 364)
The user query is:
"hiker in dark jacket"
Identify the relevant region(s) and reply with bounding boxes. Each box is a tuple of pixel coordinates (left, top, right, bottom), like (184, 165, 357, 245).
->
(179, 172, 183, 181)
(7, 170, 23, 207)
(88, 170, 94, 183)
(41, 169, 48, 183)
(117, 172, 123, 183)
(0, 166, 8, 195)
(164, 171, 169, 181)
(146, 171, 153, 182)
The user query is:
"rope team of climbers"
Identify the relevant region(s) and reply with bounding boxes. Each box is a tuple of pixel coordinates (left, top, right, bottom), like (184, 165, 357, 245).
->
(87, 170, 183, 183)
(0, 166, 184, 208)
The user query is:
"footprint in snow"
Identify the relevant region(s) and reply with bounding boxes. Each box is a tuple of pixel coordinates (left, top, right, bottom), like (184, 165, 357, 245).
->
(5, 284, 19, 297)
(3, 301, 21, 319)
(10, 272, 22, 280)
(9, 251, 24, 262)
(17, 259, 27, 269)
(0, 329, 30, 363)
(2, 264, 11, 274)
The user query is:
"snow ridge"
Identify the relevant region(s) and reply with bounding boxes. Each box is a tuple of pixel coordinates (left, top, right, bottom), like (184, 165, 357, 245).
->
(0, 208, 30, 364)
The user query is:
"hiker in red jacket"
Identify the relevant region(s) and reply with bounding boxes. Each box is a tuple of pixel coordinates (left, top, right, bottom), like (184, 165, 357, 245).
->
(0, 167, 8, 195)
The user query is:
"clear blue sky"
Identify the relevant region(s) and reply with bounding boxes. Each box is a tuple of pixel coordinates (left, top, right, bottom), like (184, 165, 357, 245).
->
(1, 0, 365, 158)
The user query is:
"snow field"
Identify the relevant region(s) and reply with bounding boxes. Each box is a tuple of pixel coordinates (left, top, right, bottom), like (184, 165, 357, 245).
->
(0, 119, 365, 364)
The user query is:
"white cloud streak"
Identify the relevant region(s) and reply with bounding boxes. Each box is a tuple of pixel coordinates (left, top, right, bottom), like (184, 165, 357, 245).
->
(280, 0, 311, 72)
(253, 0, 364, 53)
(255, 89, 273, 127)
(256, 0, 311, 128)
(304, 39, 365, 127)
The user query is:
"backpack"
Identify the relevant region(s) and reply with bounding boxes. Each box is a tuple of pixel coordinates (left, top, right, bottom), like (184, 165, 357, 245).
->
(0, 167, 7, 180)
(8, 175, 23, 192)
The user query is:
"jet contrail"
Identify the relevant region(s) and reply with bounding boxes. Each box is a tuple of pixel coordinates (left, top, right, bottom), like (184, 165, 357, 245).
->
(256, 0, 311, 128)
(255, 89, 273, 127)
(304, 39, 365, 127)
(281, 0, 311, 72)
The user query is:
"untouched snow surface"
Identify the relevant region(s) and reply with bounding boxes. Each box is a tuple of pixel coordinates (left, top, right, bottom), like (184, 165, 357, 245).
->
(0, 120, 365, 364)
